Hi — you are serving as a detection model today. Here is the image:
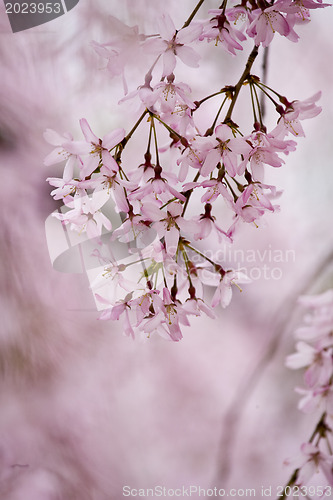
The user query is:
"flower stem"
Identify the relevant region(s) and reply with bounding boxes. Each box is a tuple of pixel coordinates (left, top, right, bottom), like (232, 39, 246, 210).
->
(122, 109, 148, 149)
(182, 171, 201, 216)
(151, 115, 160, 166)
(207, 95, 228, 135)
(152, 113, 183, 141)
(184, 242, 218, 267)
(182, 0, 206, 29)
(224, 45, 259, 123)
(196, 89, 226, 106)
(249, 82, 258, 124)
(277, 412, 328, 500)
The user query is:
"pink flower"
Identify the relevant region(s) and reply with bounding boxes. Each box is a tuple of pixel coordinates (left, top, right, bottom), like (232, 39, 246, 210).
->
(296, 443, 333, 486)
(200, 178, 234, 205)
(294, 290, 333, 346)
(146, 13, 202, 77)
(177, 136, 217, 182)
(286, 341, 333, 387)
(128, 165, 186, 204)
(273, 92, 322, 138)
(191, 203, 231, 243)
(282, 0, 329, 30)
(91, 16, 146, 94)
(54, 189, 112, 239)
(150, 77, 195, 114)
(202, 9, 246, 55)
(296, 385, 333, 414)
(183, 298, 215, 319)
(158, 104, 196, 141)
(77, 118, 125, 178)
(103, 303, 135, 339)
(238, 131, 291, 180)
(112, 212, 154, 246)
(141, 201, 186, 256)
(233, 184, 276, 224)
(199, 268, 250, 308)
(46, 175, 80, 203)
(43, 128, 90, 178)
(87, 164, 135, 214)
(201, 124, 249, 177)
(211, 270, 250, 308)
(246, 1, 297, 47)
(90, 262, 136, 296)
(145, 288, 190, 341)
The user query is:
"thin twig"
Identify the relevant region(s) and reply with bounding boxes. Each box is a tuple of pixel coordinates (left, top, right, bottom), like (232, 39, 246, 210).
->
(224, 45, 259, 123)
(260, 46, 269, 120)
(182, 0, 206, 29)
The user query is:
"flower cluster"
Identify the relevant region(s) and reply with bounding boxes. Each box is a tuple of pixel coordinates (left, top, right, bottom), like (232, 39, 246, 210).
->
(285, 290, 333, 487)
(45, 1, 327, 341)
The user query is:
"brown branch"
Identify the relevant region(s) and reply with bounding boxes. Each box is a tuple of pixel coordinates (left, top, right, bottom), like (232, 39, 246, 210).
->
(224, 45, 259, 123)
(181, 0, 206, 29)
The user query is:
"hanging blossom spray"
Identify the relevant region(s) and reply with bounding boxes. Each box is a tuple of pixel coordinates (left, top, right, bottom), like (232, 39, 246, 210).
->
(284, 290, 333, 495)
(45, 0, 328, 342)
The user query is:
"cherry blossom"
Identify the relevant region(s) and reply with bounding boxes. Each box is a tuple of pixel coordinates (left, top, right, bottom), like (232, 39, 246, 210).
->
(77, 118, 125, 178)
(91, 15, 147, 94)
(149, 75, 195, 114)
(44, 1, 327, 343)
(246, 1, 297, 47)
(296, 443, 333, 486)
(54, 189, 112, 239)
(201, 124, 249, 178)
(285, 289, 333, 490)
(146, 13, 202, 77)
(141, 201, 186, 256)
(201, 9, 246, 55)
(128, 164, 186, 204)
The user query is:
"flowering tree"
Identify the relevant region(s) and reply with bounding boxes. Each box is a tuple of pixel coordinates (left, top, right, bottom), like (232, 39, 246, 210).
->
(284, 290, 333, 495)
(46, 0, 326, 340)
(42, 0, 333, 496)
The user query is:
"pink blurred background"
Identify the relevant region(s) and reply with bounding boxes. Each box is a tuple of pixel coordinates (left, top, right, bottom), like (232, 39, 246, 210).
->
(0, 1, 333, 498)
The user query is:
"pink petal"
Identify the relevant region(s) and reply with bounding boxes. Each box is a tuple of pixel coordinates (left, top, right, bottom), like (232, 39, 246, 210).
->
(201, 149, 220, 177)
(211, 287, 221, 308)
(165, 226, 179, 256)
(112, 184, 130, 213)
(44, 128, 67, 146)
(80, 155, 99, 178)
(229, 137, 252, 155)
(224, 152, 238, 177)
(102, 150, 118, 172)
(271, 11, 290, 36)
(167, 185, 187, 202)
(141, 202, 163, 221)
(80, 118, 99, 144)
(167, 202, 183, 217)
(64, 140, 92, 155)
(102, 128, 125, 149)
(176, 45, 200, 68)
(63, 156, 76, 182)
(92, 189, 110, 211)
(176, 23, 202, 44)
(219, 284, 233, 308)
(215, 123, 233, 142)
(162, 50, 177, 77)
(158, 13, 176, 40)
(44, 147, 67, 166)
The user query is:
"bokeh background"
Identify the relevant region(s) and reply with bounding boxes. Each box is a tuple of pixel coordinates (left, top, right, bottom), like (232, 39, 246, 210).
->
(1, 0, 333, 498)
